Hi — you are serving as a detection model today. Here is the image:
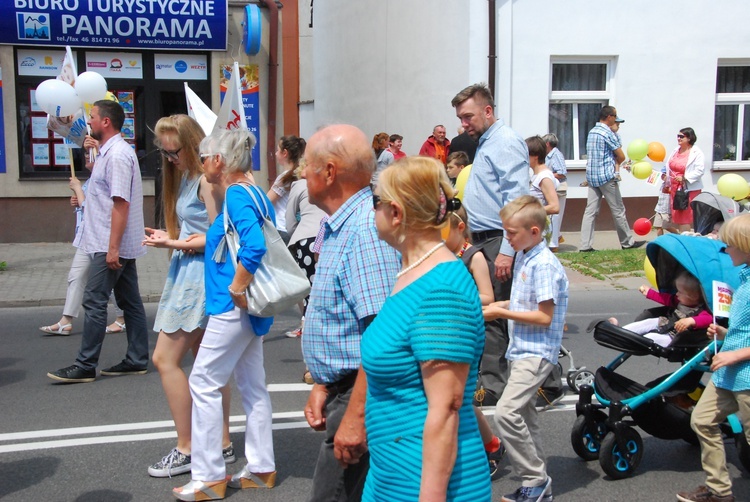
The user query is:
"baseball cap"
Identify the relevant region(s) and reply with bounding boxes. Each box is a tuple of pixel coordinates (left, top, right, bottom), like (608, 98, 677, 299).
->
(615, 116, 625, 123)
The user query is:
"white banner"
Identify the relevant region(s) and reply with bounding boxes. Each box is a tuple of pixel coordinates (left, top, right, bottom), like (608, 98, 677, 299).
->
(185, 83, 216, 136)
(213, 62, 247, 132)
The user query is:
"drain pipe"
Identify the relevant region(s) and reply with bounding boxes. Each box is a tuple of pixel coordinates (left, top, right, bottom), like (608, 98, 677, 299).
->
(488, 0, 497, 100)
(262, 0, 282, 185)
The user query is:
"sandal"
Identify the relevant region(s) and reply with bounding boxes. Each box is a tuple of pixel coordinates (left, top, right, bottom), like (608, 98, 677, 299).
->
(40, 323, 72, 336)
(105, 321, 126, 334)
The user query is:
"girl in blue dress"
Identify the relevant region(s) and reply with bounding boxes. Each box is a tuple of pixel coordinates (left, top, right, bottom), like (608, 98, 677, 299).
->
(362, 156, 491, 501)
(143, 115, 233, 478)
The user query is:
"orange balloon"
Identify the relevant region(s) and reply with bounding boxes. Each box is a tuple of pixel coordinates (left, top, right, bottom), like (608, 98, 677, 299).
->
(647, 141, 666, 162)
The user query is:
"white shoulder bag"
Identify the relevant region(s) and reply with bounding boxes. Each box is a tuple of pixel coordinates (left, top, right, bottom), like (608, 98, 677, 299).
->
(222, 183, 311, 318)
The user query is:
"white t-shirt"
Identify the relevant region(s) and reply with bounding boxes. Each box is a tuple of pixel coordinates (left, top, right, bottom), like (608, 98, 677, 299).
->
(271, 170, 292, 233)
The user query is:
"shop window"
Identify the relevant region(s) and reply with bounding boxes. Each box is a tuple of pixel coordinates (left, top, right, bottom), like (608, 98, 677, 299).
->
(15, 48, 210, 180)
(548, 61, 613, 164)
(713, 65, 750, 165)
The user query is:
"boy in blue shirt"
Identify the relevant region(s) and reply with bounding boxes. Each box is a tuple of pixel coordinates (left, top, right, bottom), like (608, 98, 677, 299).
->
(678, 214, 750, 502)
(484, 195, 568, 502)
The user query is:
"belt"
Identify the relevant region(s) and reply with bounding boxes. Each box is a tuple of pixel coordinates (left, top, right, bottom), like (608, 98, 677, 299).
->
(325, 371, 358, 395)
(471, 229, 504, 243)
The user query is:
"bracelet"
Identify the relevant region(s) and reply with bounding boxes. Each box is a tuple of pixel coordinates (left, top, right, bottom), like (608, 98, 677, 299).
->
(228, 286, 245, 297)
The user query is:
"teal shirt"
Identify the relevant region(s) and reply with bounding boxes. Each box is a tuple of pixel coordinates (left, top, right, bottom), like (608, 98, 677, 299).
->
(713, 267, 750, 392)
(361, 260, 491, 502)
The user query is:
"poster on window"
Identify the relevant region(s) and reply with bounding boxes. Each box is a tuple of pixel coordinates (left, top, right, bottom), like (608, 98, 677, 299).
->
(54, 143, 71, 166)
(32, 143, 50, 166)
(117, 91, 135, 113)
(31, 116, 48, 139)
(122, 118, 135, 140)
(85, 52, 143, 79)
(219, 64, 260, 171)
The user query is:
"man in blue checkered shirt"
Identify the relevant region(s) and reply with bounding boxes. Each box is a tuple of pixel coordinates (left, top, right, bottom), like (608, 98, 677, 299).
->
(579, 105, 644, 252)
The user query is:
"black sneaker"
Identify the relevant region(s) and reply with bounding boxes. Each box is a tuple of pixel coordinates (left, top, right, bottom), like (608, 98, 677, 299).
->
(579, 248, 596, 253)
(536, 388, 565, 409)
(223, 443, 236, 464)
(100, 361, 148, 376)
(488, 442, 506, 479)
(47, 364, 96, 383)
(622, 240, 647, 250)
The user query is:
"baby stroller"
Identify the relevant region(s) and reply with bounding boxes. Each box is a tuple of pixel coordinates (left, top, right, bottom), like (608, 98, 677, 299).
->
(571, 234, 747, 479)
(690, 192, 744, 236)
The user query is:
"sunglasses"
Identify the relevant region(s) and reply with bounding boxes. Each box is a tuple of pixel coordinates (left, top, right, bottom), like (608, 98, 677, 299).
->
(677, 134, 686, 139)
(159, 147, 182, 161)
(200, 153, 215, 163)
(372, 193, 383, 210)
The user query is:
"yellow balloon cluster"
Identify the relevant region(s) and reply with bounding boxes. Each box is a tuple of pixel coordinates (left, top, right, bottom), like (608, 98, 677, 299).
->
(717, 173, 750, 201)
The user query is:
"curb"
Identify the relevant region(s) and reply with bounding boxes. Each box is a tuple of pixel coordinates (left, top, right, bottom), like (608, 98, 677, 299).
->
(0, 294, 163, 309)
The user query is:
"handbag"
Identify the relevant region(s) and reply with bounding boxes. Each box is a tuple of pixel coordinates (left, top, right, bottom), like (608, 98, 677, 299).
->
(221, 183, 311, 318)
(673, 183, 689, 210)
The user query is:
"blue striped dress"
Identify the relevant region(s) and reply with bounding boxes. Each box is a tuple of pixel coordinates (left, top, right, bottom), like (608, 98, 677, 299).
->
(361, 260, 491, 502)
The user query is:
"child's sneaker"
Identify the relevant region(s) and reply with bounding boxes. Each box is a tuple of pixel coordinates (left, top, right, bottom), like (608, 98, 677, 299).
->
(501, 477, 553, 502)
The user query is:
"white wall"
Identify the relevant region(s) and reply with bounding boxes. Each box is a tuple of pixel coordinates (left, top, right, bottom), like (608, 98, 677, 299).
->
(309, 0, 488, 155)
(305, 0, 750, 199)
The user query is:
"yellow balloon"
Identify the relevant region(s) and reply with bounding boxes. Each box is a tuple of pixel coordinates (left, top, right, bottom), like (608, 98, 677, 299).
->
(631, 161, 653, 180)
(717, 173, 750, 201)
(644, 256, 657, 288)
(454, 164, 472, 201)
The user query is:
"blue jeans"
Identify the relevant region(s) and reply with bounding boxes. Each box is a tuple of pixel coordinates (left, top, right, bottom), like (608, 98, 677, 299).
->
(75, 253, 149, 371)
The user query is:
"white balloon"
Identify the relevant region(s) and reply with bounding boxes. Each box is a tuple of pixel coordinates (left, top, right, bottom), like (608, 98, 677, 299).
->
(34, 79, 59, 113)
(37, 79, 82, 117)
(75, 71, 108, 103)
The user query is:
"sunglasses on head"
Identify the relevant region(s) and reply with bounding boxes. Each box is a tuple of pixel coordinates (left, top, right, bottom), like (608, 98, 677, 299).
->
(159, 147, 182, 161)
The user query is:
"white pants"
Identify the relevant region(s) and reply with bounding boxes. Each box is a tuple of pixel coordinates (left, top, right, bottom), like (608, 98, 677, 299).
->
(623, 318, 672, 347)
(189, 308, 275, 481)
(64, 248, 123, 319)
(549, 188, 567, 248)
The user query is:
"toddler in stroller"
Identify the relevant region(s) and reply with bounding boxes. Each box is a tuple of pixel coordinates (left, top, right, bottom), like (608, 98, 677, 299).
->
(608, 270, 711, 347)
(571, 234, 746, 480)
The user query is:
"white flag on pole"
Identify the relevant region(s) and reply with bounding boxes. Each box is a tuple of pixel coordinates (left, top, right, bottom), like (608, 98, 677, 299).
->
(184, 82, 217, 136)
(214, 61, 247, 132)
(47, 46, 88, 147)
(712, 281, 733, 318)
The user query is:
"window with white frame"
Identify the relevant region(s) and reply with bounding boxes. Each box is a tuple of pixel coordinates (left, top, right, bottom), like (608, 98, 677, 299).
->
(548, 61, 613, 163)
(713, 64, 750, 164)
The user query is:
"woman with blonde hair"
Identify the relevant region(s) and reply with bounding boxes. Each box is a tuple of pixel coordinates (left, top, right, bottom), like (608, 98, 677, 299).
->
(143, 114, 234, 478)
(362, 157, 491, 501)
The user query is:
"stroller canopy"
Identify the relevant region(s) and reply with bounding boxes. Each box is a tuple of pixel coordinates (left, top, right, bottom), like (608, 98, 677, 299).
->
(645, 234, 743, 309)
(691, 192, 744, 235)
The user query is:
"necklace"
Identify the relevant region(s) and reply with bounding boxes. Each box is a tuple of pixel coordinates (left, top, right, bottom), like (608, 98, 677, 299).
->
(396, 242, 445, 279)
(456, 240, 470, 258)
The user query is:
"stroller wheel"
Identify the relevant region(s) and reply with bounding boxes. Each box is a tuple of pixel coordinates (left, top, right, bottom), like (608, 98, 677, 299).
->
(571, 412, 607, 461)
(568, 369, 595, 394)
(736, 432, 750, 474)
(599, 427, 643, 479)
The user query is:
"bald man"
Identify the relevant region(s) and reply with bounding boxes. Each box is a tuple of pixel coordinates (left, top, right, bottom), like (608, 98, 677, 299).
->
(301, 124, 400, 502)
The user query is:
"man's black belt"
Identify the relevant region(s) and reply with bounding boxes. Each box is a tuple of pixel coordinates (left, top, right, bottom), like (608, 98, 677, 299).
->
(325, 371, 358, 395)
(471, 229, 504, 243)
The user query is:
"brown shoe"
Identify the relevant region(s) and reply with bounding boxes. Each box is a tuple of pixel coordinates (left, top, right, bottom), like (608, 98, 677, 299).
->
(676, 485, 734, 502)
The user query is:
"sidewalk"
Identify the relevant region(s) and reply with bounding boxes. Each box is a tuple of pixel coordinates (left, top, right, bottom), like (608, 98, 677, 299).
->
(0, 231, 647, 308)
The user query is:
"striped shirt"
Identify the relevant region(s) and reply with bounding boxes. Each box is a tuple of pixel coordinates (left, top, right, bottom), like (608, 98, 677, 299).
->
(585, 122, 621, 188)
(302, 186, 400, 384)
(79, 135, 146, 259)
(506, 240, 568, 364)
(713, 267, 750, 392)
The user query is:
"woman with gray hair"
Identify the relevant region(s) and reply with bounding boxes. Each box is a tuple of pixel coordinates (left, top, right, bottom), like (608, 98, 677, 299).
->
(173, 128, 276, 501)
(542, 133, 567, 251)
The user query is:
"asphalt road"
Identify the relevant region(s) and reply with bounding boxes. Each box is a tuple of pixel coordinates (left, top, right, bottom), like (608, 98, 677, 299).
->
(1, 290, 749, 501)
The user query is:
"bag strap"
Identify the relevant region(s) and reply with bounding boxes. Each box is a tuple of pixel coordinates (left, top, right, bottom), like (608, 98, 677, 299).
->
(216, 182, 266, 264)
